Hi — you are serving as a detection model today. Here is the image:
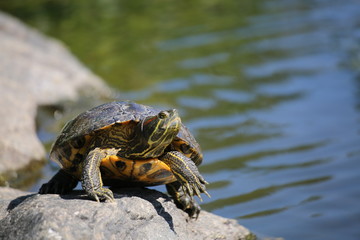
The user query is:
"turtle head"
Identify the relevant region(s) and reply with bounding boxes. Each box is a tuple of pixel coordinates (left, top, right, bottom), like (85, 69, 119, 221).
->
(129, 109, 181, 158)
(141, 109, 180, 139)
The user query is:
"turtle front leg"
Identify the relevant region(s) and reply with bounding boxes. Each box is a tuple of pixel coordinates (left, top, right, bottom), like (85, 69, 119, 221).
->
(81, 147, 118, 202)
(160, 151, 210, 218)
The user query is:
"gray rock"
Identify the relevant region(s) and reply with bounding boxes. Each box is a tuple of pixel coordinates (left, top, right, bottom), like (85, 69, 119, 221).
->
(0, 11, 112, 185)
(0, 187, 252, 240)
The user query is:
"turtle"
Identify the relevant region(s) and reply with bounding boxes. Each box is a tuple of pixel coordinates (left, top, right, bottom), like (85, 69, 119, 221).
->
(39, 101, 210, 218)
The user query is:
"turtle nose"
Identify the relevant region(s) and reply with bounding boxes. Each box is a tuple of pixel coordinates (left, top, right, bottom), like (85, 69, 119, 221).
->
(168, 109, 178, 116)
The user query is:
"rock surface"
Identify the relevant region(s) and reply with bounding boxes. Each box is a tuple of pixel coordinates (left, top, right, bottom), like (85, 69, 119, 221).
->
(0, 11, 112, 185)
(0, 187, 252, 240)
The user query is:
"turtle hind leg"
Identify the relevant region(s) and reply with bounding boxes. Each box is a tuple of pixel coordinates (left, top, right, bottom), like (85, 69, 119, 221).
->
(39, 169, 78, 195)
(166, 181, 201, 218)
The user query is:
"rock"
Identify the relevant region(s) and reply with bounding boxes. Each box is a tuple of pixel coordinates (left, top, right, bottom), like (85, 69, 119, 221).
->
(0, 11, 112, 186)
(0, 187, 27, 220)
(0, 187, 252, 240)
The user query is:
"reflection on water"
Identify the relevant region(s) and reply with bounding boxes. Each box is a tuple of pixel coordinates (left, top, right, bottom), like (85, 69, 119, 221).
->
(3, 0, 360, 239)
(203, 175, 331, 212)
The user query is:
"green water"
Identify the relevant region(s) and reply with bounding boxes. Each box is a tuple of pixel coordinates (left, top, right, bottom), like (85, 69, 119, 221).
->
(2, 0, 360, 239)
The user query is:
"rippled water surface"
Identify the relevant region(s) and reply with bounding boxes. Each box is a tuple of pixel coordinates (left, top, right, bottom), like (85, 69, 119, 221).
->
(3, 0, 360, 239)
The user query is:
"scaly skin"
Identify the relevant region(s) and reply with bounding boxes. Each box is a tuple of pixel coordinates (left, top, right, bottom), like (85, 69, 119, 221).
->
(160, 151, 210, 218)
(81, 147, 119, 202)
(166, 181, 201, 218)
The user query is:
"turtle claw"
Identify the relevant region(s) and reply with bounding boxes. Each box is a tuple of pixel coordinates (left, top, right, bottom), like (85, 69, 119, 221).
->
(87, 188, 114, 202)
(166, 181, 204, 219)
(203, 190, 211, 198)
(178, 172, 210, 202)
(185, 198, 201, 219)
(175, 188, 201, 218)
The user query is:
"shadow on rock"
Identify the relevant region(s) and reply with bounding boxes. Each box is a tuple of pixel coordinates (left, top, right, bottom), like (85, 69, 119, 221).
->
(112, 187, 175, 232)
(7, 193, 37, 211)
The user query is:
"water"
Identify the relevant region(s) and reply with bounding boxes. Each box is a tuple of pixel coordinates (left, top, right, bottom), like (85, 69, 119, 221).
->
(2, 0, 360, 239)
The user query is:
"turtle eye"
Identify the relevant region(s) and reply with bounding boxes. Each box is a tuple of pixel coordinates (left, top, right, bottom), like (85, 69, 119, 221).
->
(158, 111, 169, 119)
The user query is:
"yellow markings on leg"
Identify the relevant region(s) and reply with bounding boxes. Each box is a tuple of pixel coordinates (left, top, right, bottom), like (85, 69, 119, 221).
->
(87, 149, 99, 202)
(162, 152, 207, 201)
(84, 148, 116, 202)
(165, 152, 200, 183)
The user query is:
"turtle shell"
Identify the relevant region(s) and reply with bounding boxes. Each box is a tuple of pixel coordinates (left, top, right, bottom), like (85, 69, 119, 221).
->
(50, 101, 203, 181)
